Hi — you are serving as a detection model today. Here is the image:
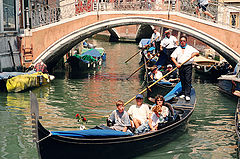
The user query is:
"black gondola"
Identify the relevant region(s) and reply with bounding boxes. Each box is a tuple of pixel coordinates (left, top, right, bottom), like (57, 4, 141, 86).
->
(142, 56, 177, 97)
(236, 98, 240, 158)
(30, 84, 196, 159)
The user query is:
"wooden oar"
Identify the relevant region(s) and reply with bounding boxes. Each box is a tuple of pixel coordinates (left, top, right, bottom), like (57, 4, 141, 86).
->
(125, 50, 142, 63)
(124, 56, 193, 106)
(126, 54, 157, 80)
(124, 44, 150, 63)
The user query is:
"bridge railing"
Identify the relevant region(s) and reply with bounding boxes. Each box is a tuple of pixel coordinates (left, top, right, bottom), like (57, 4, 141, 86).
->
(28, 0, 240, 30)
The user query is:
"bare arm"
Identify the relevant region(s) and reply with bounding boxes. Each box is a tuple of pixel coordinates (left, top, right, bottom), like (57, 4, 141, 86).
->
(171, 57, 181, 68)
(192, 52, 199, 58)
(122, 126, 128, 132)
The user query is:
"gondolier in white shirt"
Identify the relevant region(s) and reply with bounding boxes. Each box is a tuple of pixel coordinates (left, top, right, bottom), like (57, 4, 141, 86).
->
(160, 30, 178, 65)
(150, 28, 161, 54)
(171, 35, 199, 101)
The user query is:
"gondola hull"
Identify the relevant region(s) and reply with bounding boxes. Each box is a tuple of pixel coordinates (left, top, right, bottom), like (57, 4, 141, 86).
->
(37, 115, 190, 159)
(147, 81, 176, 97)
(31, 88, 196, 159)
(235, 99, 240, 158)
(218, 75, 240, 97)
(67, 56, 102, 73)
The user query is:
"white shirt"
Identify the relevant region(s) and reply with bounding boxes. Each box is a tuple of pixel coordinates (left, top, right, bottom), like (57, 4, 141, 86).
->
(151, 32, 161, 42)
(128, 104, 150, 124)
(160, 106, 169, 118)
(151, 113, 164, 127)
(154, 71, 163, 80)
(171, 44, 199, 65)
(199, 0, 208, 5)
(160, 35, 178, 49)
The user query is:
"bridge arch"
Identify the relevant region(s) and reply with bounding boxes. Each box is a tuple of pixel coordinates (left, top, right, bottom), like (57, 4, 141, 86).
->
(37, 16, 240, 68)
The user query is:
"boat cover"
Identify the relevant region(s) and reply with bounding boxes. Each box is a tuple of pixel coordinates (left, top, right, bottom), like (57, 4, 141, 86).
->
(80, 49, 101, 58)
(0, 72, 26, 80)
(155, 81, 173, 85)
(81, 55, 97, 62)
(164, 82, 182, 102)
(82, 48, 105, 55)
(148, 47, 155, 52)
(51, 129, 133, 137)
(6, 72, 50, 92)
(139, 39, 151, 47)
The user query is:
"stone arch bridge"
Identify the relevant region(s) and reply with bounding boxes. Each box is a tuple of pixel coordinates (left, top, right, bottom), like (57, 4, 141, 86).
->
(21, 10, 240, 69)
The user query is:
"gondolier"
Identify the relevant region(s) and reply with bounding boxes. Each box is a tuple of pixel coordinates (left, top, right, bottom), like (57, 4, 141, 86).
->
(171, 35, 199, 101)
(160, 30, 178, 65)
(150, 28, 161, 54)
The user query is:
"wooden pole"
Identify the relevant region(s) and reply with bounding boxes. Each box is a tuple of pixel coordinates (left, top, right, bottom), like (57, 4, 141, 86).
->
(124, 56, 193, 106)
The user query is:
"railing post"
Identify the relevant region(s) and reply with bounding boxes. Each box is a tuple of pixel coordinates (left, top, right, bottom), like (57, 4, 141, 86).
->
(25, 7, 30, 29)
(167, 0, 171, 19)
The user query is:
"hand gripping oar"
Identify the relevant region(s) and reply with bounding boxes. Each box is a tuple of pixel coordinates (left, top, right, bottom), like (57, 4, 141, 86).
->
(126, 54, 157, 80)
(124, 56, 193, 106)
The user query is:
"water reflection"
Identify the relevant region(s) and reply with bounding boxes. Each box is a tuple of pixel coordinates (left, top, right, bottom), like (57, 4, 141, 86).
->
(0, 39, 238, 159)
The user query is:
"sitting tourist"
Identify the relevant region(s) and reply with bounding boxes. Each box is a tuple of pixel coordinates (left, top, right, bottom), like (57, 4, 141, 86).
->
(149, 95, 175, 121)
(128, 94, 151, 129)
(149, 66, 164, 81)
(135, 105, 165, 134)
(163, 64, 179, 83)
(107, 100, 131, 132)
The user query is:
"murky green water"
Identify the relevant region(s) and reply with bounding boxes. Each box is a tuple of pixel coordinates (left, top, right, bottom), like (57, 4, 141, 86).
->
(0, 39, 237, 159)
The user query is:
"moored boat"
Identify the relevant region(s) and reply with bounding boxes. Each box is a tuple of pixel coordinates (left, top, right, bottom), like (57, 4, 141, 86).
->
(0, 71, 54, 92)
(218, 74, 240, 97)
(193, 56, 231, 80)
(138, 38, 151, 48)
(67, 48, 106, 73)
(235, 99, 240, 158)
(30, 84, 196, 159)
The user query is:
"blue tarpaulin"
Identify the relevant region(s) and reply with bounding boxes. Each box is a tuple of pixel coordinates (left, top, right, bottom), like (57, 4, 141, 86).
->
(139, 39, 151, 47)
(148, 47, 155, 52)
(80, 49, 101, 58)
(164, 82, 182, 102)
(157, 81, 173, 86)
(51, 129, 133, 137)
(0, 71, 36, 80)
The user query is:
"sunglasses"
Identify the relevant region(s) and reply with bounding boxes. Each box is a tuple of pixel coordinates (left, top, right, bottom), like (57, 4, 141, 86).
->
(180, 40, 186, 42)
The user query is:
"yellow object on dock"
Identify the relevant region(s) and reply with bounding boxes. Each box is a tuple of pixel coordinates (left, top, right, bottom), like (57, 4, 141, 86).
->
(6, 72, 50, 92)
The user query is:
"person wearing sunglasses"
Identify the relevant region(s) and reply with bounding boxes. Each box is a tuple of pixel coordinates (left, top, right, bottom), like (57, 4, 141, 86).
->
(171, 35, 199, 101)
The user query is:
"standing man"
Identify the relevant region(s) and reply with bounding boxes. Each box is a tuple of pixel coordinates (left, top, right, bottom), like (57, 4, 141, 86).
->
(160, 30, 178, 65)
(150, 28, 161, 54)
(191, 0, 216, 21)
(128, 94, 151, 128)
(171, 35, 199, 101)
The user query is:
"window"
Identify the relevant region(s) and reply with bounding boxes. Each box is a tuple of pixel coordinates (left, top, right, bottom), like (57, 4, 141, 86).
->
(230, 12, 239, 28)
(3, 0, 16, 31)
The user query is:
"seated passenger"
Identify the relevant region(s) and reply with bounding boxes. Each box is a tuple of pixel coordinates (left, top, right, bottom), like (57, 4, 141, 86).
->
(128, 94, 151, 129)
(149, 95, 175, 121)
(135, 105, 165, 134)
(163, 64, 179, 83)
(107, 100, 131, 132)
(149, 66, 164, 81)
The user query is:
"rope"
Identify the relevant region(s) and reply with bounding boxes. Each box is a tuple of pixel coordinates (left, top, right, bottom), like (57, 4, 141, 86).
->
(36, 132, 52, 143)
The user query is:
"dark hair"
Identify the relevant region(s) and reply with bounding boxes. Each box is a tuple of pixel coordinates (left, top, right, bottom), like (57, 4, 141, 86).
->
(116, 100, 124, 106)
(180, 35, 187, 41)
(155, 95, 165, 105)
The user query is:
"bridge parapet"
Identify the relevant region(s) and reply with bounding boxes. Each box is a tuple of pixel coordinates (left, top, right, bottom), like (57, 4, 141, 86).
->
(28, 0, 240, 30)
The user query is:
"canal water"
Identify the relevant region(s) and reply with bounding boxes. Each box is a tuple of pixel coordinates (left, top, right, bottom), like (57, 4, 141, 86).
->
(0, 39, 237, 159)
